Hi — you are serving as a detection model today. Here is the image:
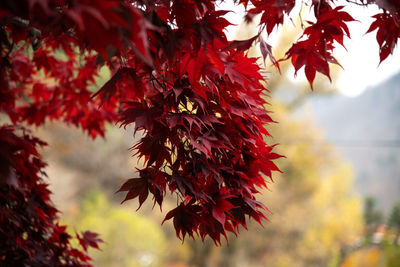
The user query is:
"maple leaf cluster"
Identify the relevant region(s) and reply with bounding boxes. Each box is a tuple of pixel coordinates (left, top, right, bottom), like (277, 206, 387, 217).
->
(1, 0, 399, 263)
(0, 126, 102, 265)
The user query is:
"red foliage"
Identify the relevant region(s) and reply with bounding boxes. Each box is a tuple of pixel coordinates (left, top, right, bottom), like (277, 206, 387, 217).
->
(1, 0, 399, 264)
(367, 11, 400, 63)
(285, 5, 355, 88)
(0, 126, 101, 266)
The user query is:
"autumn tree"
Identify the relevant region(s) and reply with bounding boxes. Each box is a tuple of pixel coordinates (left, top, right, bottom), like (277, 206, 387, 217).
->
(1, 0, 400, 265)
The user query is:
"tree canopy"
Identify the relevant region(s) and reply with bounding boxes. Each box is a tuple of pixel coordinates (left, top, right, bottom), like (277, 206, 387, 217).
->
(1, 0, 399, 265)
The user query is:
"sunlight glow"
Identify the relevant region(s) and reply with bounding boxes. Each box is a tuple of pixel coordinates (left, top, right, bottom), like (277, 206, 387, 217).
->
(335, 4, 400, 96)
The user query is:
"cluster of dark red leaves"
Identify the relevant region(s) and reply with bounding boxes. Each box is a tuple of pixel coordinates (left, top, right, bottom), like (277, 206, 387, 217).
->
(112, 2, 282, 244)
(1, 0, 399, 264)
(0, 126, 102, 265)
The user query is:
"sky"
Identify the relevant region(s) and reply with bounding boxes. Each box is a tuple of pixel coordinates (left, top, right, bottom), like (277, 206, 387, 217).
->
(334, 4, 400, 96)
(220, 1, 400, 97)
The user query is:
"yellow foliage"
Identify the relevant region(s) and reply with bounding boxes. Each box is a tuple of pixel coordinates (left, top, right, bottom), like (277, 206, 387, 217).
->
(341, 247, 383, 267)
(66, 191, 167, 267)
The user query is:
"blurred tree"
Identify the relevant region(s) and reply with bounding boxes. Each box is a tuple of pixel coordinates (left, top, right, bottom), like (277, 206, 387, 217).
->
(340, 247, 383, 267)
(364, 196, 384, 239)
(382, 240, 400, 267)
(339, 199, 400, 267)
(67, 191, 167, 267)
(364, 197, 384, 226)
(387, 202, 400, 233)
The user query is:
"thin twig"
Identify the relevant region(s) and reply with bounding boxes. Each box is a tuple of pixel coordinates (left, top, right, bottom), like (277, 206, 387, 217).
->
(345, 0, 369, 7)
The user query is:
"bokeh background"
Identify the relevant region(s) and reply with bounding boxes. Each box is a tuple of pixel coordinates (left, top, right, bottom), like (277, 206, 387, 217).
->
(31, 4, 400, 267)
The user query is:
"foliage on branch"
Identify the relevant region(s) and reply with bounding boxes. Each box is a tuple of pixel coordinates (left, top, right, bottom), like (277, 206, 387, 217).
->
(0, 126, 102, 265)
(1, 0, 399, 263)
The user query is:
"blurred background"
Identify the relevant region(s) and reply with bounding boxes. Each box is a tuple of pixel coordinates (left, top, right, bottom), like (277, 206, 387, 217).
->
(35, 4, 400, 267)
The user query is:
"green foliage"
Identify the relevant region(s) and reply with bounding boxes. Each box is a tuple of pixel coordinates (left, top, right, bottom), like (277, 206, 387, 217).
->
(67, 191, 167, 267)
(364, 197, 383, 226)
(382, 240, 400, 267)
(339, 200, 400, 267)
(387, 202, 400, 233)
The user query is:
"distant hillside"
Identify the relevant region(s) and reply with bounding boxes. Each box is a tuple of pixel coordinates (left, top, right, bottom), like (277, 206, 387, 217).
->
(308, 73, 400, 213)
